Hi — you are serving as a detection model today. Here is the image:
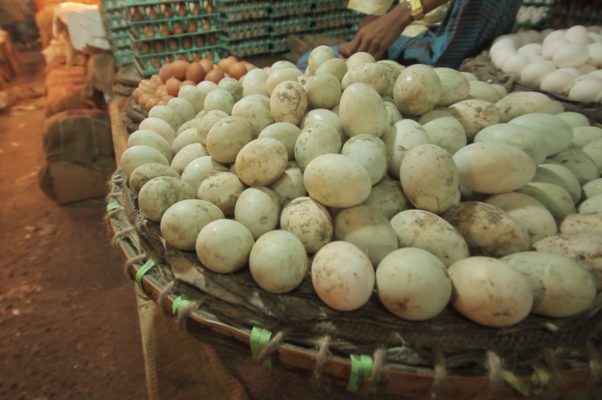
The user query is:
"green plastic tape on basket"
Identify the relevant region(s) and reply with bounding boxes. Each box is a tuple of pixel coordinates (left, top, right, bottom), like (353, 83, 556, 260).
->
(250, 327, 272, 368)
(135, 256, 159, 294)
(347, 354, 373, 393)
(106, 199, 121, 212)
(171, 295, 191, 316)
(502, 369, 531, 397)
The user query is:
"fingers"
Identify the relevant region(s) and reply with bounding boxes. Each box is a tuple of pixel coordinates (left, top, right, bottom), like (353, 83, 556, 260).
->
(340, 36, 360, 58)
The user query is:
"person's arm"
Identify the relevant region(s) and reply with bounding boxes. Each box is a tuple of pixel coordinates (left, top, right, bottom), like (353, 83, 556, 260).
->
(340, 0, 450, 59)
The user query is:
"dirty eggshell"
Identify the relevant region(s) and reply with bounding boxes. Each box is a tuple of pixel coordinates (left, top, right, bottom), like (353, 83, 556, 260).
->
(502, 251, 596, 317)
(495, 92, 560, 122)
(231, 95, 273, 136)
(266, 67, 303, 95)
(485, 192, 557, 245)
(167, 97, 196, 123)
(394, 64, 442, 116)
(391, 209, 469, 267)
(308, 45, 335, 75)
(249, 230, 308, 294)
(448, 257, 533, 328)
(447, 99, 500, 140)
(269, 81, 308, 126)
(197, 171, 245, 216)
(339, 83, 389, 138)
(149, 104, 184, 130)
(270, 162, 307, 204)
(315, 57, 347, 80)
(516, 182, 575, 221)
(341, 63, 388, 95)
(129, 163, 180, 195)
(303, 154, 372, 208)
(196, 219, 254, 274)
(139, 117, 176, 143)
(235, 138, 288, 186)
(196, 110, 229, 145)
(280, 196, 333, 253)
(376, 248, 451, 320)
(474, 123, 546, 164)
(160, 199, 224, 250)
(311, 241, 375, 311)
(401, 144, 460, 214)
(203, 88, 234, 114)
(138, 176, 196, 222)
(442, 202, 530, 257)
(234, 187, 280, 239)
(453, 142, 536, 194)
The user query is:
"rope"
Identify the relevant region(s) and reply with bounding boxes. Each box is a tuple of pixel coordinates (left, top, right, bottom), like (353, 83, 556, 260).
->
(367, 346, 386, 395)
(257, 330, 285, 365)
(485, 351, 504, 398)
(431, 347, 447, 399)
(312, 335, 331, 380)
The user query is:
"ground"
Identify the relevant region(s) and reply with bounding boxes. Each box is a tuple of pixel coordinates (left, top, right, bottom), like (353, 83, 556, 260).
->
(0, 52, 147, 399)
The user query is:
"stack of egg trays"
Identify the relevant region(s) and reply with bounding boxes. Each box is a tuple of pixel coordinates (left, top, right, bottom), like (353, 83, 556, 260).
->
(101, 0, 134, 67)
(548, 0, 602, 28)
(268, 0, 313, 54)
(215, 0, 272, 57)
(124, 0, 225, 76)
(310, 5, 362, 33)
(514, 0, 553, 31)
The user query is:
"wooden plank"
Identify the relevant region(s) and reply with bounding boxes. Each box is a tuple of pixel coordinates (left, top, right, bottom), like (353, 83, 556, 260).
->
(109, 96, 129, 165)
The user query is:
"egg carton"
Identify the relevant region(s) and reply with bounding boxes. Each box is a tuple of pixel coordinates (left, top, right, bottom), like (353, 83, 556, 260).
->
(547, 0, 602, 28)
(113, 48, 135, 67)
(215, 2, 270, 22)
(310, 11, 362, 30)
(312, 0, 349, 12)
(131, 31, 220, 56)
(219, 20, 270, 41)
(269, 17, 312, 36)
(102, 0, 125, 12)
(129, 15, 221, 39)
(269, 1, 312, 18)
(134, 46, 227, 76)
(313, 26, 357, 41)
(125, 1, 217, 23)
(223, 38, 271, 58)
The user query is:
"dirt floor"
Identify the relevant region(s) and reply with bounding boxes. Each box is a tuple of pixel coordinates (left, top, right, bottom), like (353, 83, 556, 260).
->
(0, 53, 147, 399)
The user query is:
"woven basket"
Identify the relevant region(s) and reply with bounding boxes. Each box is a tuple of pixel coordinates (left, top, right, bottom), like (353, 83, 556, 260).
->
(105, 171, 602, 400)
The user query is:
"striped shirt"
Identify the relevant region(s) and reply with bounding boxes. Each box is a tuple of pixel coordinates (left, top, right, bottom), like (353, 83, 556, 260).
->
(388, 0, 522, 68)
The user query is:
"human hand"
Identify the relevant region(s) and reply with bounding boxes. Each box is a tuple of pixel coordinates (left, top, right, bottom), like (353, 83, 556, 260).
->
(339, 4, 411, 59)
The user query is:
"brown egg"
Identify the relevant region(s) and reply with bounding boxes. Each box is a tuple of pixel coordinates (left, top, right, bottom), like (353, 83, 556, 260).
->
(150, 74, 162, 85)
(218, 56, 237, 71)
(185, 62, 206, 83)
(144, 96, 160, 111)
(168, 39, 178, 51)
(205, 67, 225, 83)
(182, 37, 192, 49)
(155, 41, 165, 52)
(132, 87, 143, 101)
(156, 85, 168, 96)
(166, 77, 182, 96)
(138, 92, 153, 108)
(171, 60, 189, 80)
(159, 64, 173, 83)
(199, 59, 213, 73)
(160, 95, 174, 104)
(228, 62, 247, 80)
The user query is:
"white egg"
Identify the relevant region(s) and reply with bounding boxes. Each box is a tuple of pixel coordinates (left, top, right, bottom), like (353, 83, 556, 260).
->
(519, 62, 556, 88)
(589, 32, 602, 43)
(556, 67, 583, 78)
(502, 53, 530, 78)
(543, 29, 566, 45)
(568, 77, 602, 103)
(588, 43, 602, 67)
(540, 70, 575, 96)
(518, 43, 543, 57)
(589, 70, 602, 80)
(565, 25, 589, 44)
(542, 37, 569, 59)
(553, 43, 589, 68)
(579, 64, 597, 74)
